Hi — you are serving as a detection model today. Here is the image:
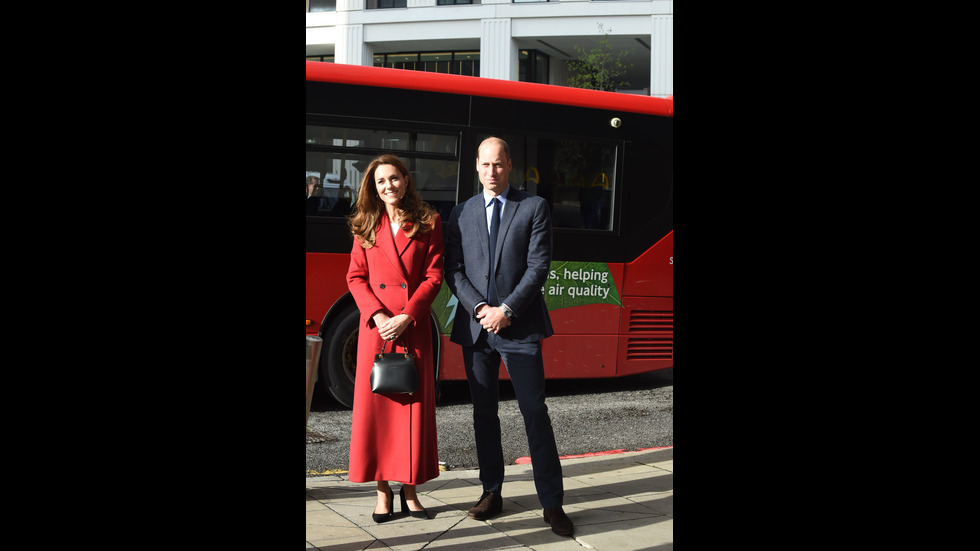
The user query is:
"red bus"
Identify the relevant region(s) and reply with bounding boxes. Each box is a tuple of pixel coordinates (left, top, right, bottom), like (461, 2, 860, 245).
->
(306, 61, 672, 408)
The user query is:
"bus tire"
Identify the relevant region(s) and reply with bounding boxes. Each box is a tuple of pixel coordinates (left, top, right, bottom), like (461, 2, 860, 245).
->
(321, 303, 359, 409)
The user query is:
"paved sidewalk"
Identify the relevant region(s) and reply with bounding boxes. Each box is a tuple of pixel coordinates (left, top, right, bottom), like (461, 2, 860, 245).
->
(306, 447, 673, 550)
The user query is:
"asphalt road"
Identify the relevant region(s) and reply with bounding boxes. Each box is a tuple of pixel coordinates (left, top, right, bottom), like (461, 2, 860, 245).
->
(306, 367, 672, 475)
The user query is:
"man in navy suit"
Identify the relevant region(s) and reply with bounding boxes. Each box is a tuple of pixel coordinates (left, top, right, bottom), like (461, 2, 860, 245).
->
(445, 137, 573, 536)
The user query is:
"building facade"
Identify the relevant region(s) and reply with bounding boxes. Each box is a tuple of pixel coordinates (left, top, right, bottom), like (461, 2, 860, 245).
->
(306, 0, 673, 98)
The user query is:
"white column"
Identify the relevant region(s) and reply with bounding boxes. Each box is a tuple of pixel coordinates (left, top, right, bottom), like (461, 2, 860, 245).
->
(481, 18, 518, 81)
(335, 24, 374, 66)
(337, 0, 363, 10)
(650, 14, 673, 98)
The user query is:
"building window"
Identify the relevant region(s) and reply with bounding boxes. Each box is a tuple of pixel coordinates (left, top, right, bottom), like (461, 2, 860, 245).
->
(437, 0, 478, 4)
(308, 0, 336, 11)
(366, 0, 407, 8)
(307, 55, 335, 63)
(374, 51, 480, 77)
(519, 50, 549, 84)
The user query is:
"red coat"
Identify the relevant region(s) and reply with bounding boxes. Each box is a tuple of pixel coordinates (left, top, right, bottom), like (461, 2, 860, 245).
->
(346, 213, 443, 484)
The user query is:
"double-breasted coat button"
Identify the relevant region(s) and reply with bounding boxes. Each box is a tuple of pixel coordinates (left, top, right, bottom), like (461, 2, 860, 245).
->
(401, 283, 407, 288)
(380, 283, 386, 289)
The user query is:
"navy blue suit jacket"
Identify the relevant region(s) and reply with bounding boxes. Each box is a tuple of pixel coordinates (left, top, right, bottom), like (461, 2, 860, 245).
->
(445, 188, 554, 346)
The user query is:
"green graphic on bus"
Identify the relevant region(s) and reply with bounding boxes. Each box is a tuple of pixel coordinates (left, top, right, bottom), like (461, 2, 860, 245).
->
(544, 260, 622, 310)
(431, 261, 620, 335)
(432, 284, 459, 336)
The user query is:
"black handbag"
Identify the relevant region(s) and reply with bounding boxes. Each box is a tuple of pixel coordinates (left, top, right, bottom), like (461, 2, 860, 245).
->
(370, 341, 418, 395)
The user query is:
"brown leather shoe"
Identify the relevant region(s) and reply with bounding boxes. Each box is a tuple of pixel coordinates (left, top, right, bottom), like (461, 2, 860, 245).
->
(543, 506, 574, 536)
(467, 491, 502, 520)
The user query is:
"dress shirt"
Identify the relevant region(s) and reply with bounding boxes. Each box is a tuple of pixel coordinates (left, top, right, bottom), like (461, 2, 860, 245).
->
(476, 186, 511, 316)
(484, 186, 509, 232)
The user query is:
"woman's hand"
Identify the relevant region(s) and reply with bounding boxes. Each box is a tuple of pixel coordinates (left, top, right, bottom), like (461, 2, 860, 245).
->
(376, 313, 412, 342)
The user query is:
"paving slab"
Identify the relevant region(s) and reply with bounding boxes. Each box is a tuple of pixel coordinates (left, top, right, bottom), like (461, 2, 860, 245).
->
(307, 447, 673, 550)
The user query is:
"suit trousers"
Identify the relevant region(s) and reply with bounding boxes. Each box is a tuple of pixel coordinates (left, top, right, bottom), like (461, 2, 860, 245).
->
(462, 331, 564, 508)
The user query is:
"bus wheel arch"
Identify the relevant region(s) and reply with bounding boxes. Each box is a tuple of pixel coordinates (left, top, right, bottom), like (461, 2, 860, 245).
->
(319, 297, 358, 409)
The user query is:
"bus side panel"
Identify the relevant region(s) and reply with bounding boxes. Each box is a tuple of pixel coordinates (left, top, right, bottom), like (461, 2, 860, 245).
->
(544, 335, 620, 379)
(622, 231, 673, 298)
(306, 252, 351, 335)
(437, 336, 467, 380)
(549, 302, 621, 335)
(617, 296, 673, 377)
(437, 305, 623, 381)
(618, 232, 673, 376)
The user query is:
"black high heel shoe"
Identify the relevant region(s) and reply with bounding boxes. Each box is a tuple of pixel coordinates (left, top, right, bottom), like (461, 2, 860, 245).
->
(372, 487, 394, 523)
(400, 486, 428, 519)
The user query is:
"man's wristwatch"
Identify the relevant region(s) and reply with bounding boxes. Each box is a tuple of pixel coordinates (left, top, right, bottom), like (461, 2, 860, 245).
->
(500, 304, 514, 319)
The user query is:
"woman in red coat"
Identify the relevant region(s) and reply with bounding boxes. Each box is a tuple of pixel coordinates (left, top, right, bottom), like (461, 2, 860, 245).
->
(346, 154, 443, 523)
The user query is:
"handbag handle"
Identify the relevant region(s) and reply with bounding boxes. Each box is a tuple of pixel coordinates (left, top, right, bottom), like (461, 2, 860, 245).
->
(379, 341, 411, 356)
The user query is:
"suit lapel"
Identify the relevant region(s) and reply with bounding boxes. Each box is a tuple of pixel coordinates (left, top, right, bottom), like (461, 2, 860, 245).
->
(477, 190, 521, 277)
(495, 193, 519, 268)
(469, 194, 490, 261)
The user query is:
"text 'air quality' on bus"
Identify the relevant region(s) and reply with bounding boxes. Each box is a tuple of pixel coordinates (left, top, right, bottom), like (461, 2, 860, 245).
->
(306, 61, 672, 408)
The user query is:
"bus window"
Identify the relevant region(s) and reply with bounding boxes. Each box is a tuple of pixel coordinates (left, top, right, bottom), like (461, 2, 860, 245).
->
(305, 151, 365, 217)
(306, 125, 459, 219)
(411, 158, 459, 218)
(473, 134, 617, 231)
(344, 127, 410, 151)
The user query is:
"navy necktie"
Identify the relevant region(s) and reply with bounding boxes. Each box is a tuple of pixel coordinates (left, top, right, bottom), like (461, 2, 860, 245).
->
(488, 197, 501, 305)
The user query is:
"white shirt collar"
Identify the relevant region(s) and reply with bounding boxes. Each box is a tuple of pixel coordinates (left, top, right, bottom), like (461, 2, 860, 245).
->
(483, 185, 510, 208)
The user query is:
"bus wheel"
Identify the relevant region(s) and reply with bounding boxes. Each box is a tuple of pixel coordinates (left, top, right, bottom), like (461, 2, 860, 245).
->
(322, 304, 358, 408)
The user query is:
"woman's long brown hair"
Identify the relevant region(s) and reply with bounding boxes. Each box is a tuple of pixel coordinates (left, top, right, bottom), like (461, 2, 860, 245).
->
(348, 154, 438, 248)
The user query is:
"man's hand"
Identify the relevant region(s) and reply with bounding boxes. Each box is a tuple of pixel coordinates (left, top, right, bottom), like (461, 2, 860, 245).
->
(476, 304, 512, 334)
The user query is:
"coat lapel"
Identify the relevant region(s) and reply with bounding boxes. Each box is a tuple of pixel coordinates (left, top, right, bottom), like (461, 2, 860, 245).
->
(394, 222, 412, 258)
(377, 213, 409, 280)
